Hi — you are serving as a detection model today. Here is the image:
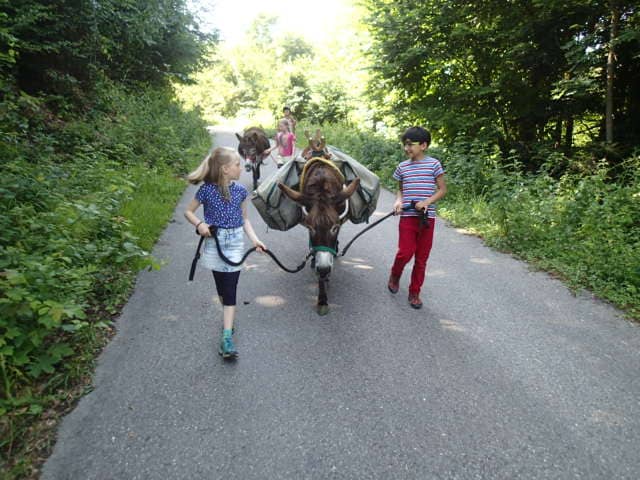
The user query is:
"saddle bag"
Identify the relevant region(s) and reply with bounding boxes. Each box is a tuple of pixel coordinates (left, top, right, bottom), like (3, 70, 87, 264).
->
(251, 146, 380, 231)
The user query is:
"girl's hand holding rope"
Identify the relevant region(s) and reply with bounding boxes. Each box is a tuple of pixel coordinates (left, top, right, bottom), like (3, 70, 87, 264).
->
(196, 222, 211, 237)
(253, 240, 267, 253)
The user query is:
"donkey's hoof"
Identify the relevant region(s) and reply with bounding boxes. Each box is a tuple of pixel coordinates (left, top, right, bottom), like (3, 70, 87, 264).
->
(317, 304, 329, 316)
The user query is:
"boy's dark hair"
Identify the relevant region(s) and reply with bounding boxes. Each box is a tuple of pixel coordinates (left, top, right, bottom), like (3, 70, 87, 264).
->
(401, 126, 431, 146)
(283, 106, 291, 113)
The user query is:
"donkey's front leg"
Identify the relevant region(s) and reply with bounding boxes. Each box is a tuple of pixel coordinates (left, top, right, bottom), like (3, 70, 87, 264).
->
(317, 274, 329, 316)
(252, 161, 260, 191)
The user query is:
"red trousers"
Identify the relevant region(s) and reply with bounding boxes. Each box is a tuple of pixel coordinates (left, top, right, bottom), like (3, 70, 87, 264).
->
(391, 216, 436, 295)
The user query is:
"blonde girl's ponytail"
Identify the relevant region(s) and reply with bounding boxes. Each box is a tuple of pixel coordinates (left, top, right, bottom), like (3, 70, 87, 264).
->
(186, 150, 214, 184)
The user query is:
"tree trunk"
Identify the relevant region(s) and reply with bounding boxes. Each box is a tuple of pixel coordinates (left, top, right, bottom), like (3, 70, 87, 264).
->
(606, 3, 620, 144)
(554, 118, 562, 147)
(564, 116, 573, 152)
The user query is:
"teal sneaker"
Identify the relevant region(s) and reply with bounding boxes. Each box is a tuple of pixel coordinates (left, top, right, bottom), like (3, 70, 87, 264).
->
(218, 334, 238, 359)
(220, 323, 237, 335)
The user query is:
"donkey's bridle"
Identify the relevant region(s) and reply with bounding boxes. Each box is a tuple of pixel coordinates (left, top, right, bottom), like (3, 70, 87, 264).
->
(310, 244, 338, 257)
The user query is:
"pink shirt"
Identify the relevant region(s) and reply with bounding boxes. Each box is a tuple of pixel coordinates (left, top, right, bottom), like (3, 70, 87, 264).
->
(276, 132, 296, 156)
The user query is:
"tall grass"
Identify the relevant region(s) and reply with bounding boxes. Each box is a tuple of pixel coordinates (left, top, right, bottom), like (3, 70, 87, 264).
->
(120, 165, 186, 253)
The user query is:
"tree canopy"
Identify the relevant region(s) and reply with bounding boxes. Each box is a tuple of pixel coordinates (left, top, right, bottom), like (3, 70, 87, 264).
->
(0, 0, 213, 100)
(363, 0, 640, 169)
(176, 6, 370, 127)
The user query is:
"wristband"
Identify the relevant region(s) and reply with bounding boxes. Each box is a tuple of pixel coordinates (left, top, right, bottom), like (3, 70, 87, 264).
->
(196, 221, 203, 229)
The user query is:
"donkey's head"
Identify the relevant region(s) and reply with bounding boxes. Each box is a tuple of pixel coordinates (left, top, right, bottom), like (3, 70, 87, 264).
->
(279, 161, 360, 275)
(302, 129, 332, 160)
(236, 127, 270, 161)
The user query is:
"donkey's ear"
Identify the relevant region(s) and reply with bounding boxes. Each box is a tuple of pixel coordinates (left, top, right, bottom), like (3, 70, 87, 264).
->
(337, 177, 360, 201)
(235, 133, 243, 141)
(278, 182, 303, 202)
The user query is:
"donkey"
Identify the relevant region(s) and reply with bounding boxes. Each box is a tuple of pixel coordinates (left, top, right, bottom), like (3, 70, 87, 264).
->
(278, 157, 360, 315)
(236, 127, 270, 190)
(301, 129, 332, 160)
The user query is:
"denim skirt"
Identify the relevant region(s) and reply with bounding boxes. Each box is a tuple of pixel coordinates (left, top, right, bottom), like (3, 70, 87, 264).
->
(201, 227, 244, 273)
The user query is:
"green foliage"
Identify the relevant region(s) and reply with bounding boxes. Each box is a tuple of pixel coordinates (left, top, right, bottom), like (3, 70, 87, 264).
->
(176, 8, 372, 127)
(120, 165, 187, 253)
(0, 1, 211, 474)
(362, 0, 640, 166)
(278, 34, 313, 62)
(306, 81, 350, 125)
(438, 142, 640, 319)
(1, 0, 212, 100)
(1, 157, 135, 380)
(0, 82, 209, 474)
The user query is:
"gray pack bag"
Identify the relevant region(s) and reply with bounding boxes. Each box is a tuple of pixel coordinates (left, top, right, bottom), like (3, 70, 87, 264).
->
(251, 146, 380, 231)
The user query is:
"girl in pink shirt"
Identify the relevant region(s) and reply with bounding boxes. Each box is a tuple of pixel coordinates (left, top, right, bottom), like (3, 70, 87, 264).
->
(266, 119, 296, 167)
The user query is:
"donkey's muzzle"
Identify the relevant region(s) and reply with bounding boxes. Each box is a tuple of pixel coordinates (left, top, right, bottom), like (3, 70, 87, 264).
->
(315, 251, 334, 276)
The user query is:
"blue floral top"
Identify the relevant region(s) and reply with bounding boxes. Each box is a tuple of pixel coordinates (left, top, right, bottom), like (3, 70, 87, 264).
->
(195, 182, 247, 228)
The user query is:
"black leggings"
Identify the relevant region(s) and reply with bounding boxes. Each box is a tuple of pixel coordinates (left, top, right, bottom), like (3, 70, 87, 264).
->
(212, 270, 241, 306)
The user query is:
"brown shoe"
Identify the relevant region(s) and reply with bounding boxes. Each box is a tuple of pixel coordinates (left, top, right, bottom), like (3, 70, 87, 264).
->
(408, 293, 423, 309)
(387, 275, 400, 294)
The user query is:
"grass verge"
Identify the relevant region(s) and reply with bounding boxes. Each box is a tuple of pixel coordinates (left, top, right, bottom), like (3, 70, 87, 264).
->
(1, 167, 190, 480)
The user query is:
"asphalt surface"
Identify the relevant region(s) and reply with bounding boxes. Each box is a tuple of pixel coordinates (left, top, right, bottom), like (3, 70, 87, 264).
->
(42, 129, 640, 479)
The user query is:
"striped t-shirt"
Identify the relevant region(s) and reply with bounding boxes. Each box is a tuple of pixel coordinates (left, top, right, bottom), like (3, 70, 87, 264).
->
(393, 156, 445, 218)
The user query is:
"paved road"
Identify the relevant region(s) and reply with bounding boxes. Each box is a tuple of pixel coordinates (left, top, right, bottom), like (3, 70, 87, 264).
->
(43, 129, 640, 479)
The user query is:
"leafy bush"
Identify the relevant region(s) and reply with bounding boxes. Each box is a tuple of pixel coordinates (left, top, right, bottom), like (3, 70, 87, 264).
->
(438, 143, 640, 319)
(0, 82, 209, 474)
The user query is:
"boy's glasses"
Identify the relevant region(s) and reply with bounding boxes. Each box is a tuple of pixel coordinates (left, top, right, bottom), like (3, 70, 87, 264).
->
(402, 141, 422, 147)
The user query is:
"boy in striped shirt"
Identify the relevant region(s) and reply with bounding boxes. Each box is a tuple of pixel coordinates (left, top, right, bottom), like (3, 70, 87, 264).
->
(388, 126, 447, 309)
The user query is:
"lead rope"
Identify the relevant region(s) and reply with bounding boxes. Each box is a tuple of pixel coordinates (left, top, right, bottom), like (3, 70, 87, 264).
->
(338, 210, 395, 257)
(189, 225, 311, 280)
(189, 203, 427, 280)
(339, 201, 428, 257)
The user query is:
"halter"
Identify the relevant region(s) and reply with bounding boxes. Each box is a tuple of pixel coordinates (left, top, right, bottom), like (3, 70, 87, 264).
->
(310, 243, 338, 257)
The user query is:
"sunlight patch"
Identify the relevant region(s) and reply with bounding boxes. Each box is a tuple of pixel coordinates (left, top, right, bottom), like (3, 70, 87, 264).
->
(340, 258, 374, 270)
(590, 410, 624, 426)
(439, 319, 466, 332)
(243, 260, 270, 271)
(255, 295, 287, 307)
(341, 257, 366, 264)
(371, 210, 390, 217)
(353, 264, 374, 270)
(470, 257, 493, 265)
(428, 269, 446, 277)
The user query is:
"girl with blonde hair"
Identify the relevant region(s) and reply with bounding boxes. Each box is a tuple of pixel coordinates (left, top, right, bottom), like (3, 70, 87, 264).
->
(185, 147, 266, 359)
(264, 118, 296, 168)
